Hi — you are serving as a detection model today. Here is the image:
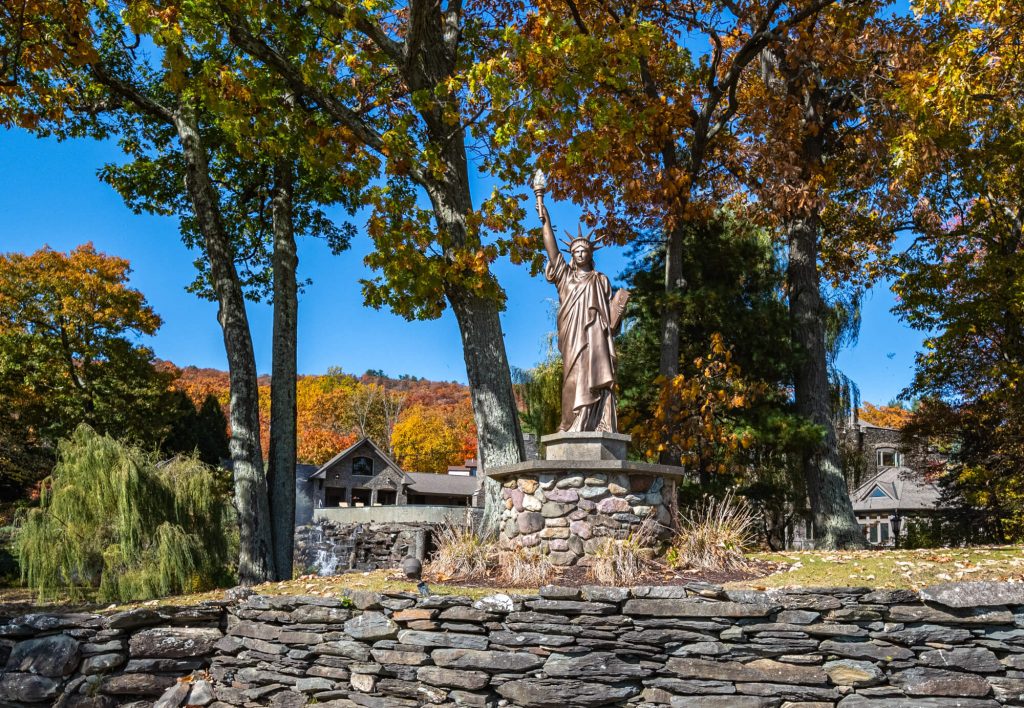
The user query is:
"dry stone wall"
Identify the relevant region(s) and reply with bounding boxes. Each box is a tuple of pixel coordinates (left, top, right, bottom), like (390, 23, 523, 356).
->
(294, 521, 434, 575)
(5, 582, 1024, 706)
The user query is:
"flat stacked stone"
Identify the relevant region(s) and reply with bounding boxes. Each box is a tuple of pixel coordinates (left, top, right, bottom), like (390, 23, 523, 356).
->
(8, 581, 1024, 706)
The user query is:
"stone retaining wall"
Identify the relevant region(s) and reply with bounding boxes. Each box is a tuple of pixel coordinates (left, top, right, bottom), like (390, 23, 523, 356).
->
(294, 520, 438, 575)
(498, 472, 676, 565)
(0, 602, 226, 706)
(5, 582, 1024, 706)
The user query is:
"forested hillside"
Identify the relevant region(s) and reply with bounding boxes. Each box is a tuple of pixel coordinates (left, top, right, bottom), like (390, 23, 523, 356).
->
(164, 363, 476, 471)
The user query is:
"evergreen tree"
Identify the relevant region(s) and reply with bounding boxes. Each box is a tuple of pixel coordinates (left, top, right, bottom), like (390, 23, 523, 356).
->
(617, 215, 822, 544)
(161, 392, 231, 466)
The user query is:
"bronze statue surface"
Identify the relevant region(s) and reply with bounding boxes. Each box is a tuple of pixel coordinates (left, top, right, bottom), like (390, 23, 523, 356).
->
(533, 170, 628, 433)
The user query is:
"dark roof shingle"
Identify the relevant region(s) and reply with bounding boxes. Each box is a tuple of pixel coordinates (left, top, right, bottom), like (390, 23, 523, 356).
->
(405, 472, 479, 496)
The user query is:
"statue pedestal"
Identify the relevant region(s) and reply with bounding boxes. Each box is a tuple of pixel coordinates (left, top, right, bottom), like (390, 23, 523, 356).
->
(486, 432, 682, 567)
(541, 431, 631, 461)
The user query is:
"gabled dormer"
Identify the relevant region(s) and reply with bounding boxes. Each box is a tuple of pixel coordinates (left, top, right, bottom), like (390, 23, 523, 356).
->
(867, 484, 894, 501)
(310, 437, 404, 483)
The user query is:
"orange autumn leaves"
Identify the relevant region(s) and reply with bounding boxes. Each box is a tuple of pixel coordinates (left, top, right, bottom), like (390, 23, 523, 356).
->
(859, 402, 913, 430)
(170, 367, 477, 472)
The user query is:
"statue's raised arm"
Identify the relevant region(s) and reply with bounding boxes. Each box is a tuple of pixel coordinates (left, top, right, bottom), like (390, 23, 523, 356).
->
(533, 169, 561, 266)
(531, 168, 622, 434)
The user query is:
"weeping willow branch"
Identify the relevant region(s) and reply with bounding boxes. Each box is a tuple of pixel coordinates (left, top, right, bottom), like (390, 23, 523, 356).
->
(17, 425, 236, 602)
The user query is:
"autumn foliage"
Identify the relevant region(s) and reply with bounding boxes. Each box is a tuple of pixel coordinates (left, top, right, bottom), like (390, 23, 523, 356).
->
(170, 367, 477, 470)
(632, 334, 764, 479)
(858, 403, 913, 430)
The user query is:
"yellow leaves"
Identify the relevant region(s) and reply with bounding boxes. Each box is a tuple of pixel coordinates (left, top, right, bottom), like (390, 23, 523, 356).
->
(860, 402, 914, 429)
(631, 333, 766, 478)
(392, 399, 477, 473)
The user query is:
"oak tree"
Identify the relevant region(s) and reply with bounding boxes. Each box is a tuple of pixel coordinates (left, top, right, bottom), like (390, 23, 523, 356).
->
(196, 0, 532, 532)
(889, 0, 1024, 540)
(0, 245, 169, 491)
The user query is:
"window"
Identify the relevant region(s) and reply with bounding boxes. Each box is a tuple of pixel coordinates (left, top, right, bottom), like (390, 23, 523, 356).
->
(880, 523, 890, 543)
(352, 456, 373, 476)
(868, 524, 878, 544)
(877, 448, 900, 468)
(869, 486, 889, 499)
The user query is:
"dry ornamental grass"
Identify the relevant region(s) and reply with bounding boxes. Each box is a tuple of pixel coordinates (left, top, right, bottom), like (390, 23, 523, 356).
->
(589, 519, 659, 585)
(497, 545, 554, 586)
(670, 491, 756, 572)
(426, 515, 494, 581)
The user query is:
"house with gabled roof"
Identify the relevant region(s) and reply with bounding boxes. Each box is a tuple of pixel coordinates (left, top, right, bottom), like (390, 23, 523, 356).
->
(850, 466, 943, 546)
(301, 437, 480, 521)
(787, 420, 947, 548)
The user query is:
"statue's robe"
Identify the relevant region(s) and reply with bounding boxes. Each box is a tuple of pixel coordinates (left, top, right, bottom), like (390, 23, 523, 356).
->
(546, 256, 618, 432)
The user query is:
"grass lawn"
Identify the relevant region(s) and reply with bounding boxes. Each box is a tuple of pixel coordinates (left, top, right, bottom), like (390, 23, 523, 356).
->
(0, 570, 529, 614)
(741, 546, 1024, 589)
(4, 547, 1024, 613)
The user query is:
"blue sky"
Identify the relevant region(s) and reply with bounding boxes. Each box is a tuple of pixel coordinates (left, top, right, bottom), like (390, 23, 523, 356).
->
(0, 127, 923, 405)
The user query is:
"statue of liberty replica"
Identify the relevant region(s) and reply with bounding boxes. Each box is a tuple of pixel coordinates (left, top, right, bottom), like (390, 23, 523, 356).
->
(533, 170, 629, 434)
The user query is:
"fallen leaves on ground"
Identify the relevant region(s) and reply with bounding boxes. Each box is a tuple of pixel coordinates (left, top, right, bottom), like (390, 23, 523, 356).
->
(743, 546, 1024, 589)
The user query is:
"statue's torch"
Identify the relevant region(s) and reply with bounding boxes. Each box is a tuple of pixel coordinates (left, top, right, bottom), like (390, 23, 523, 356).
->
(532, 168, 547, 222)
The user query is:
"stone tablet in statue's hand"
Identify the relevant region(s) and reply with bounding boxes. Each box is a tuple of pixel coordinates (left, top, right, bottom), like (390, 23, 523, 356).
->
(610, 288, 630, 333)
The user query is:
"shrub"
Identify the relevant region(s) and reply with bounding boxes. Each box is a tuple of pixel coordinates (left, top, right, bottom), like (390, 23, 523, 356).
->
(589, 521, 657, 585)
(17, 425, 235, 602)
(497, 545, 553, 586)
(427, 515, 493, 580)
(669, 491, 755, 572)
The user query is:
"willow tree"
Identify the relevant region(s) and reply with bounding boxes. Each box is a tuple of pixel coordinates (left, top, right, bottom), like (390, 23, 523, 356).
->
(0, 1, 275, 580)
(18, 426, 234, 602)
(513, 356, 563, 441)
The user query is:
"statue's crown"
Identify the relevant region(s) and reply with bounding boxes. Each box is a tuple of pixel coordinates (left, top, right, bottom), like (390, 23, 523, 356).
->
(560, 224, 603, 253)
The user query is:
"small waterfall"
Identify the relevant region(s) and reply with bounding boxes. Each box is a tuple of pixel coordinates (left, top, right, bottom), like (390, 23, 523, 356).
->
(349, 524, 362, 569)
(314, 546, 340, 577)
(305, 521, 346, 577)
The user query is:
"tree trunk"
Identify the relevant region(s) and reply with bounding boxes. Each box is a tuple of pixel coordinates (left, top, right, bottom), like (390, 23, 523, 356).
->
(419, 104, 525, 536)
(173, 109, 276, 582)
(392, 5, 525, 535)
(423, 188, 520, 532)
(268, 159, 297, 580)
(447, 286, 526, 535)
(425, 160, 524, 532)
(787, 215, 866, 550)
(659, 222, 685, 380)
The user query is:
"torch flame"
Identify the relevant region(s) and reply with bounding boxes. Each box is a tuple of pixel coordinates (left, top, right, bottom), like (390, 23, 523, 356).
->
(532, 168, 547, 193)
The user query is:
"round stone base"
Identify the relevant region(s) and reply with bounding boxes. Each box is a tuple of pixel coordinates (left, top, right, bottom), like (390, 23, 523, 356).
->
(496, 469, 676, 566)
